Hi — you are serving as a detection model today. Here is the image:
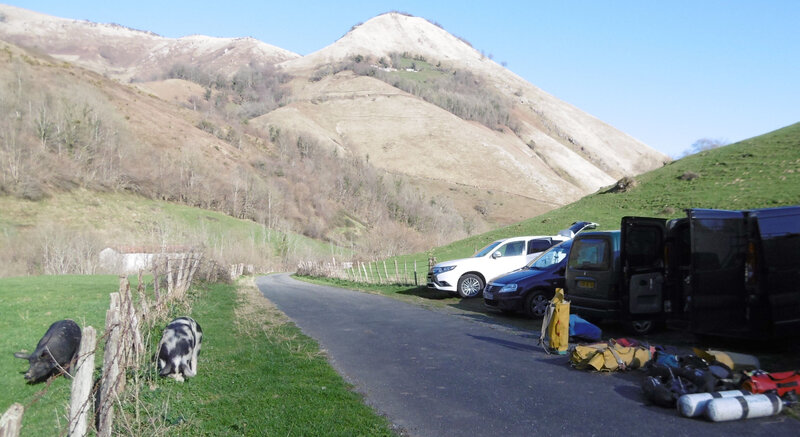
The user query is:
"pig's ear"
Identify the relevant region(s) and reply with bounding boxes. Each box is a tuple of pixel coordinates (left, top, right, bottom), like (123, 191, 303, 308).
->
(14, 352, 30, 359)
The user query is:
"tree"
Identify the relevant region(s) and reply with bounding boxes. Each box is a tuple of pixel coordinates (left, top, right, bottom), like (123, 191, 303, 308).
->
(681, 138, 729, 157)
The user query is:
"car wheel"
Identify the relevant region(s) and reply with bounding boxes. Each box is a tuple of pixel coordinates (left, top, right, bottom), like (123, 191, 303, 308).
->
(457, 274, 484, 298)
(630, 319, 656, 335)
(524, 291, 550, 318)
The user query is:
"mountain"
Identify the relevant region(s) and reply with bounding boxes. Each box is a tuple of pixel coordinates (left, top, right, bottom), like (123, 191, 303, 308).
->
(279, 12, 665, 178)
(0, 5, 668, 261)
(0, 4, 300, 81)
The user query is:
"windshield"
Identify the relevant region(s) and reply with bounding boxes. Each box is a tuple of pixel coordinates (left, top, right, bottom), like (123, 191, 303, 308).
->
(527, 241, 571, 269)
(474, 241, 503, 257)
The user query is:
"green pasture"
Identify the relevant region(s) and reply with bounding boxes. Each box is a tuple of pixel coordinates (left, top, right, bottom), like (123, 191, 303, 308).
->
(0, 275, 118, 436)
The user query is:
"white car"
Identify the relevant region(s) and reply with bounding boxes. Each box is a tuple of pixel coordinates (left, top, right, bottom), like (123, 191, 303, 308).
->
(427, 222, 597, 298)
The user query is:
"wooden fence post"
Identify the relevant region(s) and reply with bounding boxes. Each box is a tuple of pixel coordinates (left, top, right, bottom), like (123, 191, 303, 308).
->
(166, 257, 174, 298)
(361, 262, 369, 283)
(119, 277, 143, 369)
(98, 293, 122, 437)
(153, 259, 162, 309)
(137, 271, 150, 326)
(0, 403, 24, 437)
(68, 326, 96, 437)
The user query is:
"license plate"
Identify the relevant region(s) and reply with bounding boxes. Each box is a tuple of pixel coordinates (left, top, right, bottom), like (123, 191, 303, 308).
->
(578, 280, 595, 289)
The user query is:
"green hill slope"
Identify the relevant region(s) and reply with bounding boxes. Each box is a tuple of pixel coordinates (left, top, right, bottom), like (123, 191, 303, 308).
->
(426, 122, 800, 262)
(0, 190, 342, 277)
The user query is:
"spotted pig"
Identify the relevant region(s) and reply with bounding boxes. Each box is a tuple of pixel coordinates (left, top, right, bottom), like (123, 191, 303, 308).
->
(157, 316, 202, 382)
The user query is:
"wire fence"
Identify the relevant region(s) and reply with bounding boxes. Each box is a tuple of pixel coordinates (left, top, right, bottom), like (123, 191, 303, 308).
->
(1, 252, 204, 437)
(296, 256, 437, 287)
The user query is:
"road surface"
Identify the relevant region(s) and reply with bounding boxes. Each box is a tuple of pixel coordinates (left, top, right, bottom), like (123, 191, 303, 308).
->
(256, 274, 797, 436)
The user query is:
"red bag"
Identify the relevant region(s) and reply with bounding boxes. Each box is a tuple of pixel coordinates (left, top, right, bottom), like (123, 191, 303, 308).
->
(743, 371, 800, 397)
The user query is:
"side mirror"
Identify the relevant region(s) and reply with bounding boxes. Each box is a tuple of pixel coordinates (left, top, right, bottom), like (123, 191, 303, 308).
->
(492, 251, 502, 259)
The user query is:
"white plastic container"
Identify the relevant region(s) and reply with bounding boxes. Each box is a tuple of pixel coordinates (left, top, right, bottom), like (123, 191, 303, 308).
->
(677, 390, 750, 417)
(705, 394, 783, 422)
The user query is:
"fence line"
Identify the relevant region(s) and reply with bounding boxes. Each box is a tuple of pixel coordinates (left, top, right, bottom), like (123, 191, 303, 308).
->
(296, 257, 435, 287)
(6, 252, 206, 437)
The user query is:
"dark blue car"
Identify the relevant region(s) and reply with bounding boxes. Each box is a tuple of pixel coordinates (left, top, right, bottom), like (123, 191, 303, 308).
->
(483, 239, 572, 318)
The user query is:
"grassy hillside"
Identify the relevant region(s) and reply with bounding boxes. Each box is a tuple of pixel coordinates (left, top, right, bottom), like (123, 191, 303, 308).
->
(417, 122, 800, 263)
(0, 190, 341, 277)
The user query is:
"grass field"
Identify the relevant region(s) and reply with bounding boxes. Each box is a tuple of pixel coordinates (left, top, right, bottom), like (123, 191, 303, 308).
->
(0, 275, 118, 436)
(0, 275, 395, 436)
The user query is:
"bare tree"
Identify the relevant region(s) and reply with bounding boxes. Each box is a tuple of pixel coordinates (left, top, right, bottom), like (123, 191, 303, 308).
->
(681, 138, 729, 157)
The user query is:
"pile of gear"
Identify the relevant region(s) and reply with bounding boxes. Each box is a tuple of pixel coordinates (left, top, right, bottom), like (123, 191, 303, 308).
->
(539, 289, 799, 422)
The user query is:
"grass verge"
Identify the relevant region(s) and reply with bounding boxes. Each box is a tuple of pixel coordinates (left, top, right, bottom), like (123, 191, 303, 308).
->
(121, 278, 396, 436)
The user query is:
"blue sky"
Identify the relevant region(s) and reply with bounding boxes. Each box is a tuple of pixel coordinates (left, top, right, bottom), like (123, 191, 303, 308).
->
(10, 1, 800, 157)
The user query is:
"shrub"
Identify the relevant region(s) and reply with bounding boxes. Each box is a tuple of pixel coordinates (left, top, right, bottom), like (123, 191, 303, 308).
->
(680, 171, 700, 181)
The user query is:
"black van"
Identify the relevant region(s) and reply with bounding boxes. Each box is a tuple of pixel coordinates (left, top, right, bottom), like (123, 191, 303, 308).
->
(565, 206, 800, 338)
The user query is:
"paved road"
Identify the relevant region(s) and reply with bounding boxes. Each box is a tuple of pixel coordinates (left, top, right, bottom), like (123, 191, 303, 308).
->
(256, 274, 797, 436)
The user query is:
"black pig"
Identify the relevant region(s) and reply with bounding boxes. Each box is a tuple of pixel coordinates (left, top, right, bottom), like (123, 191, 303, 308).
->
(14, 319, 82, 383)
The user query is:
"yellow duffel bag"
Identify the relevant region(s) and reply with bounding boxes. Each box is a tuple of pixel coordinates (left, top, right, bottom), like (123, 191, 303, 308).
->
(570, 340, 653, 372)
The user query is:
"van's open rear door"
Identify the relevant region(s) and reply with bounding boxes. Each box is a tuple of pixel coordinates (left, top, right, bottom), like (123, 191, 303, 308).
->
(751, 206, 800, 337)
(621, 217, 667, 316)
(688, 209, 748, 336)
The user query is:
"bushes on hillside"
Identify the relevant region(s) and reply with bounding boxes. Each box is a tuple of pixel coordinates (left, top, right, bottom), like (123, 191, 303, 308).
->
(165, 62, 291, 120)
(323, 52, 520, 132)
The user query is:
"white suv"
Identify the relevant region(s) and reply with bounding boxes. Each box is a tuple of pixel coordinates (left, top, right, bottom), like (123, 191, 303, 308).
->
(427, 222, 597, 298)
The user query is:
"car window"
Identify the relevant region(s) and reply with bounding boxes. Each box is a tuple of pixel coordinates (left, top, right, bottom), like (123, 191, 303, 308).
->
(499, 241, 524, 257)
(528, 238, 553, 254)
(568, 238, 610, 270)
(528, 242, 570, 269)
(625, 226, 663, 269)
(474, 241, 503, 257)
